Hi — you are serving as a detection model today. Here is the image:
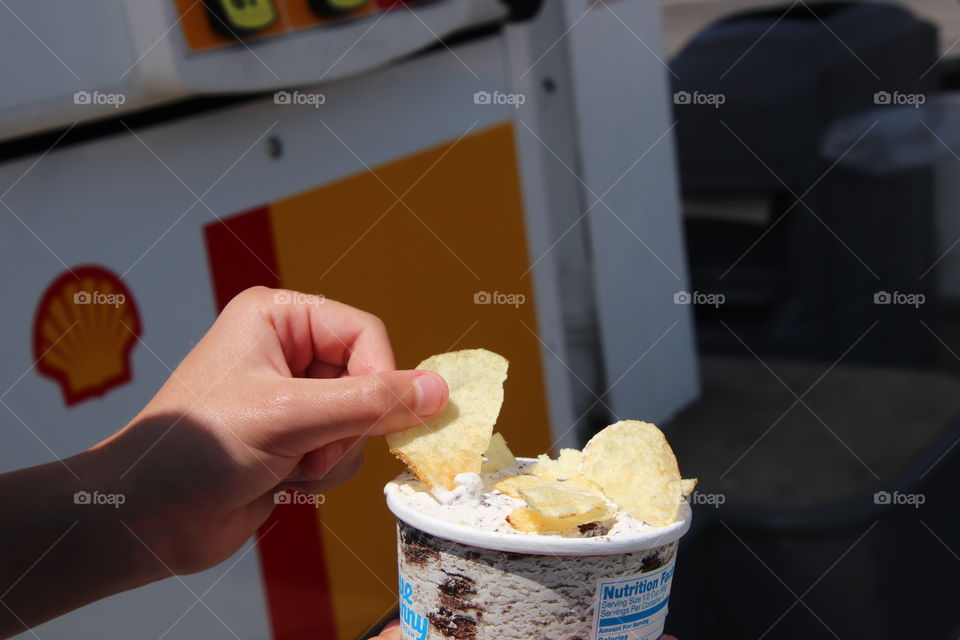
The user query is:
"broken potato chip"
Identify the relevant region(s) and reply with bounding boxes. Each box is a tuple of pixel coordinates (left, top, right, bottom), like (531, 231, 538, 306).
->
(517, 481, 606, 519)
(680, 478, 698, 496)
(494, 474, 551, 499)
(529, 448, 581, 479)
(481, 432, 517, 473)
(386, 349, 508, 490)
(507, 504, 616, 533)
(580, 420, 696, 527)
(495, 474, 602, 500)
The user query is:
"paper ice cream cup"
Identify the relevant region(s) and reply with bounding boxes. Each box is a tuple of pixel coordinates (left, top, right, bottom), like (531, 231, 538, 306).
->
(385, 465, 692, 640)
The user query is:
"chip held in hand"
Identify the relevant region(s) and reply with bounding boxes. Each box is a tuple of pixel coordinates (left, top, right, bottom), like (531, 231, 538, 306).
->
(386, 349, 508, 491)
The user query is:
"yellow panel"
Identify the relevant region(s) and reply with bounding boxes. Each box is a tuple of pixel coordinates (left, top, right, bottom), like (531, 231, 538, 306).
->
(269, 122, 554, 639)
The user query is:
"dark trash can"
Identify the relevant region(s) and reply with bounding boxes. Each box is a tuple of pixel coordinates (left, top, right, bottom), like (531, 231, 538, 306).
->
(671, 2, 939, 366)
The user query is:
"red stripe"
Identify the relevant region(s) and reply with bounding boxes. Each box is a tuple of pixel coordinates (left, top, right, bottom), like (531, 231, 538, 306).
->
(204, 207, 338, 640)
(202, 205, 281, 307)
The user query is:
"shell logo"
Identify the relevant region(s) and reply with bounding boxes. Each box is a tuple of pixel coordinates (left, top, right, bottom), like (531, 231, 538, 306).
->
(32, 266, 141, 406)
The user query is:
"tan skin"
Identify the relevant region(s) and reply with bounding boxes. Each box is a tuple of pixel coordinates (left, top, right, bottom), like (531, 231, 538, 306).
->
(0, 286, 681, 639)
(0, 287, 448, 638)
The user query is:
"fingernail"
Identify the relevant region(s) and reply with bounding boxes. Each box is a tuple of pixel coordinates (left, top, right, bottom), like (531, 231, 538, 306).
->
(413, 372, 446, 416)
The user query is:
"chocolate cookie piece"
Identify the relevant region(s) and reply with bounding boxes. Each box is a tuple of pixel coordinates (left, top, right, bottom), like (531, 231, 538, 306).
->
(440, 593, 483, 611)
(428, 608, 478, 639)
(400, 522, 441, 566)
(439, 573, 477, 597)
(577, 522, 610, 537)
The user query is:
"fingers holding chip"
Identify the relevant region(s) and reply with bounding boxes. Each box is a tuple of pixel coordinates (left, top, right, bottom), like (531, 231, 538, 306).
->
(386, 349, 508, 490)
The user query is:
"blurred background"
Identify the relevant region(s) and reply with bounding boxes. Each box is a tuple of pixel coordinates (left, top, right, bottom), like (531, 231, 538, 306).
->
(0, 0, 957, 638)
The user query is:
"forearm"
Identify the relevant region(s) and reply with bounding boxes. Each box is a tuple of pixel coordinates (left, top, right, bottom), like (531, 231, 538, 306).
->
(0, 445, 164, 638)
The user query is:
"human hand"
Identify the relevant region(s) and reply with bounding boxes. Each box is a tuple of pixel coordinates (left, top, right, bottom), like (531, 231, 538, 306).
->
(0, 288, 450, 637)
(100, 287, 448, 575)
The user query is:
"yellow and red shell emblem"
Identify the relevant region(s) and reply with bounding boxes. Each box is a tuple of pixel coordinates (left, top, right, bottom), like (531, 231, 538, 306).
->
(32, 266, 141, 406)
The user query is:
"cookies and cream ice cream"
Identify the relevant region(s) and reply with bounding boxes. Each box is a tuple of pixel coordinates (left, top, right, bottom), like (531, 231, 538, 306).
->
(386, 459, 691, 640)
(386, 449, 693, 640)
(383, 349, 695, 639)
(393, 519, 680, 640)
(429, 472, 483, 506)
(386, 460, 670, 543)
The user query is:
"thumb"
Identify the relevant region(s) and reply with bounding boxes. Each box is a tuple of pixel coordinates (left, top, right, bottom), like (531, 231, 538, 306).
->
(255, 370, 448, 455)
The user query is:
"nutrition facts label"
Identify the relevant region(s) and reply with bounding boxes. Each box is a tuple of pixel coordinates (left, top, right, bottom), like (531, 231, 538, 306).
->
(591, 558, 676, 640)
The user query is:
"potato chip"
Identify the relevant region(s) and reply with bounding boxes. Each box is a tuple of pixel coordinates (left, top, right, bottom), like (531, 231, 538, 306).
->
(556, 476, 608, 501)
(579, 420, 696, 527)
(507, 504, 615, 533)
(529, 448, 581, 479)
(387, 349, 508, 490)
(495, 474, 603, 500)
(518, 482, 606, 519)
(481, 432, 517, 473)
(494, 474, 551, 499)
